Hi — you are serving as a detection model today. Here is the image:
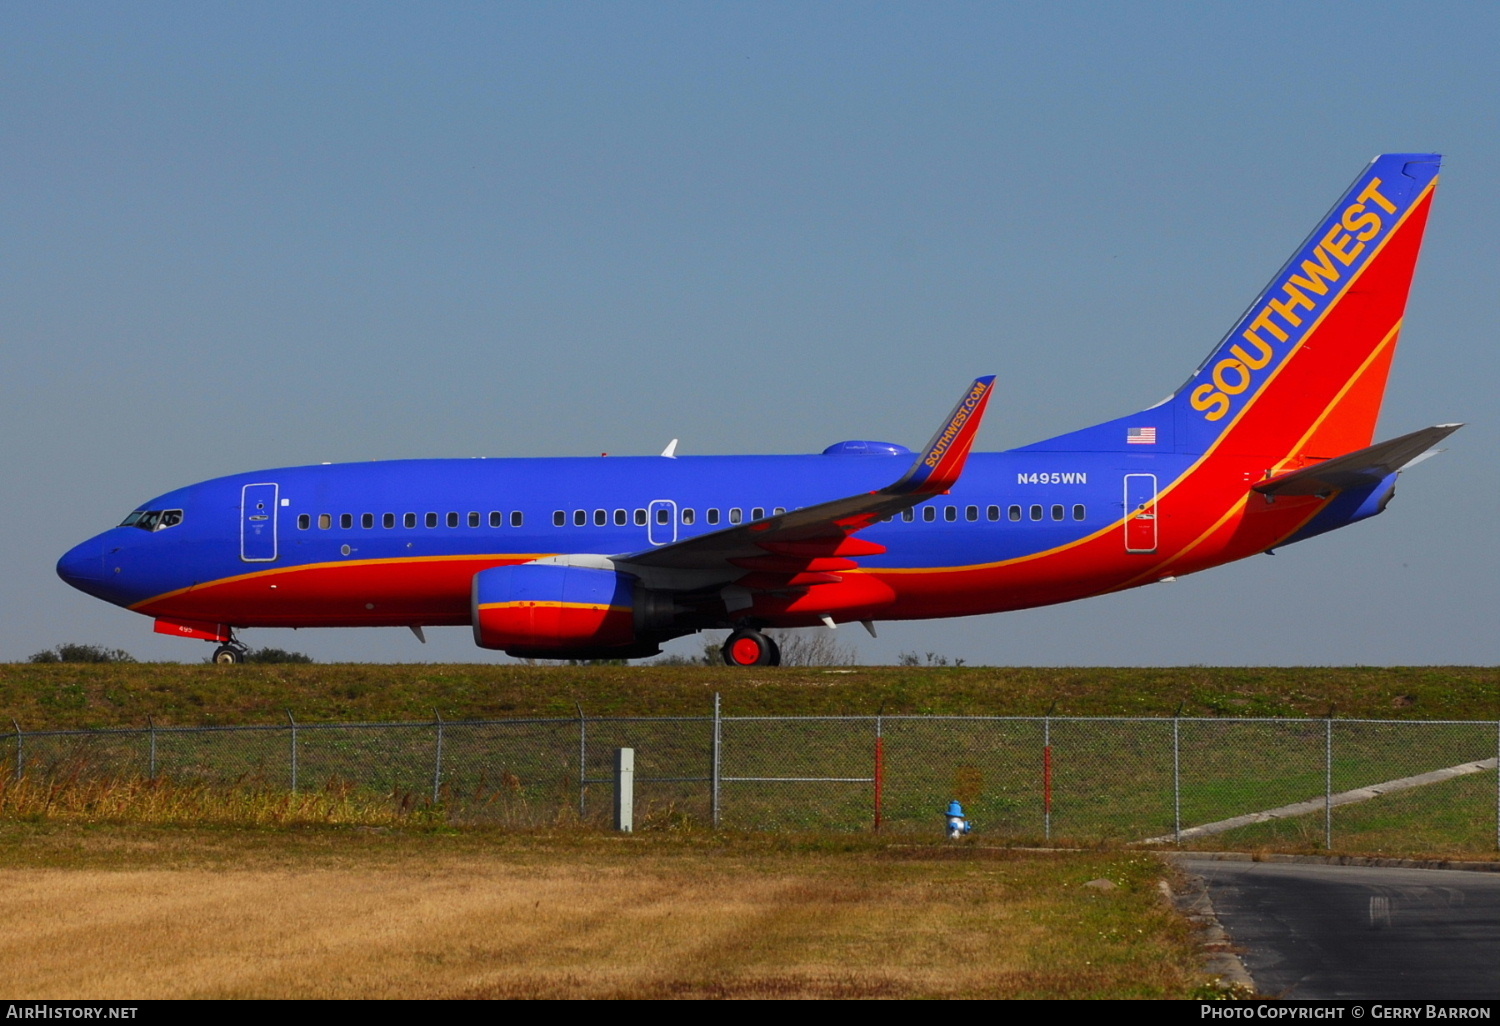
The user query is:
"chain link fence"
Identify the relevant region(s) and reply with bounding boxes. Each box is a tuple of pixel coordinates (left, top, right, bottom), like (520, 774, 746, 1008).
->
(4, 705, 1496, 850)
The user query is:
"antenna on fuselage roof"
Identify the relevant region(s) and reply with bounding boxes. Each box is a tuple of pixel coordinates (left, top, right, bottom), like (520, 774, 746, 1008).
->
(660, 439, 679, 458)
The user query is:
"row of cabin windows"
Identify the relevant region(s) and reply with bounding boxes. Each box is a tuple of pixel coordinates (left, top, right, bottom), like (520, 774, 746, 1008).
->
(543, 503, 1088, 528)
(893, 504, 1086, 523)
(552, 506, 788, 528)
(296, 504, 1087, 533)
(296, 510, 525, 531)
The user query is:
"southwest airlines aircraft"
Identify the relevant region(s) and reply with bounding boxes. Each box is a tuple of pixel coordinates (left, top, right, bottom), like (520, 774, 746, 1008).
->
(59, 154, 1459, 666)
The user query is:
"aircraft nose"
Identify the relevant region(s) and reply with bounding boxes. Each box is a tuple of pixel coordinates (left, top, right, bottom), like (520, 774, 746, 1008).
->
(57, 536, 109, 589)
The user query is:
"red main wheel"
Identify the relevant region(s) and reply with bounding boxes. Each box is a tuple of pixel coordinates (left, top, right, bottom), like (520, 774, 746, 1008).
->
(722, 629, 774, 667)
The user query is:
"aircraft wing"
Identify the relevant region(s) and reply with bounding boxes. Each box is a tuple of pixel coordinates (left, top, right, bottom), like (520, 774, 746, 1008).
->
(616, 376, 995, 583)
(1252, 424, 1463, 497)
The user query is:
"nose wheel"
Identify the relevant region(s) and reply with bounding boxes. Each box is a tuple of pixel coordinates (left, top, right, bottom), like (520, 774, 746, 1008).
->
(211, 642, 248, 665)
(721, 629, 781, 667)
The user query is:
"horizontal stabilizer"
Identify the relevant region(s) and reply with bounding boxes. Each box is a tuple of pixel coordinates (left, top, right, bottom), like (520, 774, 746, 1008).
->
(1253, 424, 1462, 497)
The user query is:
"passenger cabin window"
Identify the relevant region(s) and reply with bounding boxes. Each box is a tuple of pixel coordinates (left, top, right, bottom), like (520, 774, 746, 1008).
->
(511, 511, 524, 527)
(404, 513, 417, 528)
(468, 512, 479, 528)
(1051, 504, 1064, 521)
(751, 507, 764, 521)
(447, 512, 460, 528)
(318, 514, 332, 530)
(1029, 505, 1043, 521)
(1073, 504, 1086, 521)
(681, 508, 695, 525)
(656, 507, 670, 525)
(902, 509, 914, 522)
(574, 510, 586, 527)
(614, 509, 627, 526)
(634, 509, 647, 526)
(553, 511, 565, 527)
(987, 505, 1000, 521)
(425, 513, 438, 528)
(362, 513, 374, 529)
(774, 507, 786, 516)
(297, 514, 311, 530)
(594, 509, 607, 526)
(729, 508, 743, 524)
(340, 514, 353, 529)
(923, 506, 936, 522)
(707, 508, 720, 525)
(1009, 505, 1021, 521)
(944, 506, 957, 522)
(384, 513, 396, 529)
(490, 511, 502, 527)
(966, 506, 978, 522)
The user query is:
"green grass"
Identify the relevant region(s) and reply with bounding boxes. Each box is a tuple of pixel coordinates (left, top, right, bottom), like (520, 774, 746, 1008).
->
(1201, 770, 1500, 856)
(1, 664, 1493, 856)
(1, 663, 1495, 729)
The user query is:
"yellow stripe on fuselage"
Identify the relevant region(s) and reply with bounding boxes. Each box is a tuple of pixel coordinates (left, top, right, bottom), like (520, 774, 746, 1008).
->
(129, 552, 556, 611)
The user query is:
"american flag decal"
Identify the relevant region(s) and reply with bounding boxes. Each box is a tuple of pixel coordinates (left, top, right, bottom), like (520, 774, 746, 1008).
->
(1127, 427, 1157, 445)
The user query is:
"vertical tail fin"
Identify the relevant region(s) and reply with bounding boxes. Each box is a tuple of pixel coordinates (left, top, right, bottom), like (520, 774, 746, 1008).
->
(1173, 153, 1440, 457)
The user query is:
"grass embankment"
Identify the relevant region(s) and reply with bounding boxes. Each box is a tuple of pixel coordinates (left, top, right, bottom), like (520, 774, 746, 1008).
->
(0, 825, 1208, 999)
(2, 663, 1495, 729)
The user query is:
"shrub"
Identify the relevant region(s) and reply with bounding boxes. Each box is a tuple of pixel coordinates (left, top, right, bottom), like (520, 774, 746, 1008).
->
(29, 644, 136, 664)
(244, 648, 315, 664)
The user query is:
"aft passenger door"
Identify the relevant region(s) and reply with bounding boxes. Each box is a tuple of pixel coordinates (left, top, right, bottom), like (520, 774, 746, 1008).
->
(1123, 474, 1157, 554)
(241, 482, 279, 562)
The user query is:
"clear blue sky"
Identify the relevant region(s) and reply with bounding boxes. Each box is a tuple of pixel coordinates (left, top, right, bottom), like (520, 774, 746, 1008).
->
(4, 2, 1496, 665)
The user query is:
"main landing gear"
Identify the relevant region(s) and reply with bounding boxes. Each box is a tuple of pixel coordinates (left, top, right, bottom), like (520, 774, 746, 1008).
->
(721, 629, 781, 667)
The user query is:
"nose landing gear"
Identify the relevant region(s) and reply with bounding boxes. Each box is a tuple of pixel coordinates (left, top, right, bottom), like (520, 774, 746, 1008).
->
(211, 644, 247, 664)
(210, 633, 249, 665)
(721, 629, 781, 667)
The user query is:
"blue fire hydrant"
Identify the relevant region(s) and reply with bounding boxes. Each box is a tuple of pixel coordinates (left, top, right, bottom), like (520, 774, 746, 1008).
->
(946, 800, 972, 839)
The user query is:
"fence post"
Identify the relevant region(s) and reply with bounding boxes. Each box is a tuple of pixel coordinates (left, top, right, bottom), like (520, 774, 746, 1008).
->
(11, 720, 21, 780)
(1043, 708, 1053, 842)
(286, 709, 298, 794)
(711, 692, 721, 827)
(614, 748, 634, 833)
(1172, 707, 1182, 845)
(432, 710, 444, 804)
(577, 702, 587, 820)
(874, 714, 884, 833)
(148, 716, 157, 780)
(1324, 708, 1334, 850)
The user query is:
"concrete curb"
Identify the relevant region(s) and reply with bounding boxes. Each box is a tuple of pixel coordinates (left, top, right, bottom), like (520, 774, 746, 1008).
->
(1164, 850, 1500, 873)
(1157, 866, 1256, 995)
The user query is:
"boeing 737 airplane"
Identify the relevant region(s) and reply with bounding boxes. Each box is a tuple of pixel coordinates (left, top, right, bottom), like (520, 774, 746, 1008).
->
(58, 153, 1458, 666)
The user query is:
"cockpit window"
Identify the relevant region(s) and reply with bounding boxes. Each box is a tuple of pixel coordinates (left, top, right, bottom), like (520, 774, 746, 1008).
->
(121, 509, 183, 532)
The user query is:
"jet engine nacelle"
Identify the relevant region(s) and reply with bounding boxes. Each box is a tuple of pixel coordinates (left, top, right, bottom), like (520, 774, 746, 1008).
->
(470, 563, 673, 659)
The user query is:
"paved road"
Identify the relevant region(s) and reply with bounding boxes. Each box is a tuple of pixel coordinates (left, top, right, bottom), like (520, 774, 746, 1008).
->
(1183, 859, 1500, 1000)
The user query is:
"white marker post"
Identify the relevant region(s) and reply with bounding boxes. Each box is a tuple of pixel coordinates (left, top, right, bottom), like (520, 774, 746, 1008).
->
(614, 748, 634, 833)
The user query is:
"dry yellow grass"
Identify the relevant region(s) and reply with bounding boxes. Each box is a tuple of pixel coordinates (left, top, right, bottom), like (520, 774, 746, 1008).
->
(0, 770, 440, 828)
(0, 829, 1204, 999)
